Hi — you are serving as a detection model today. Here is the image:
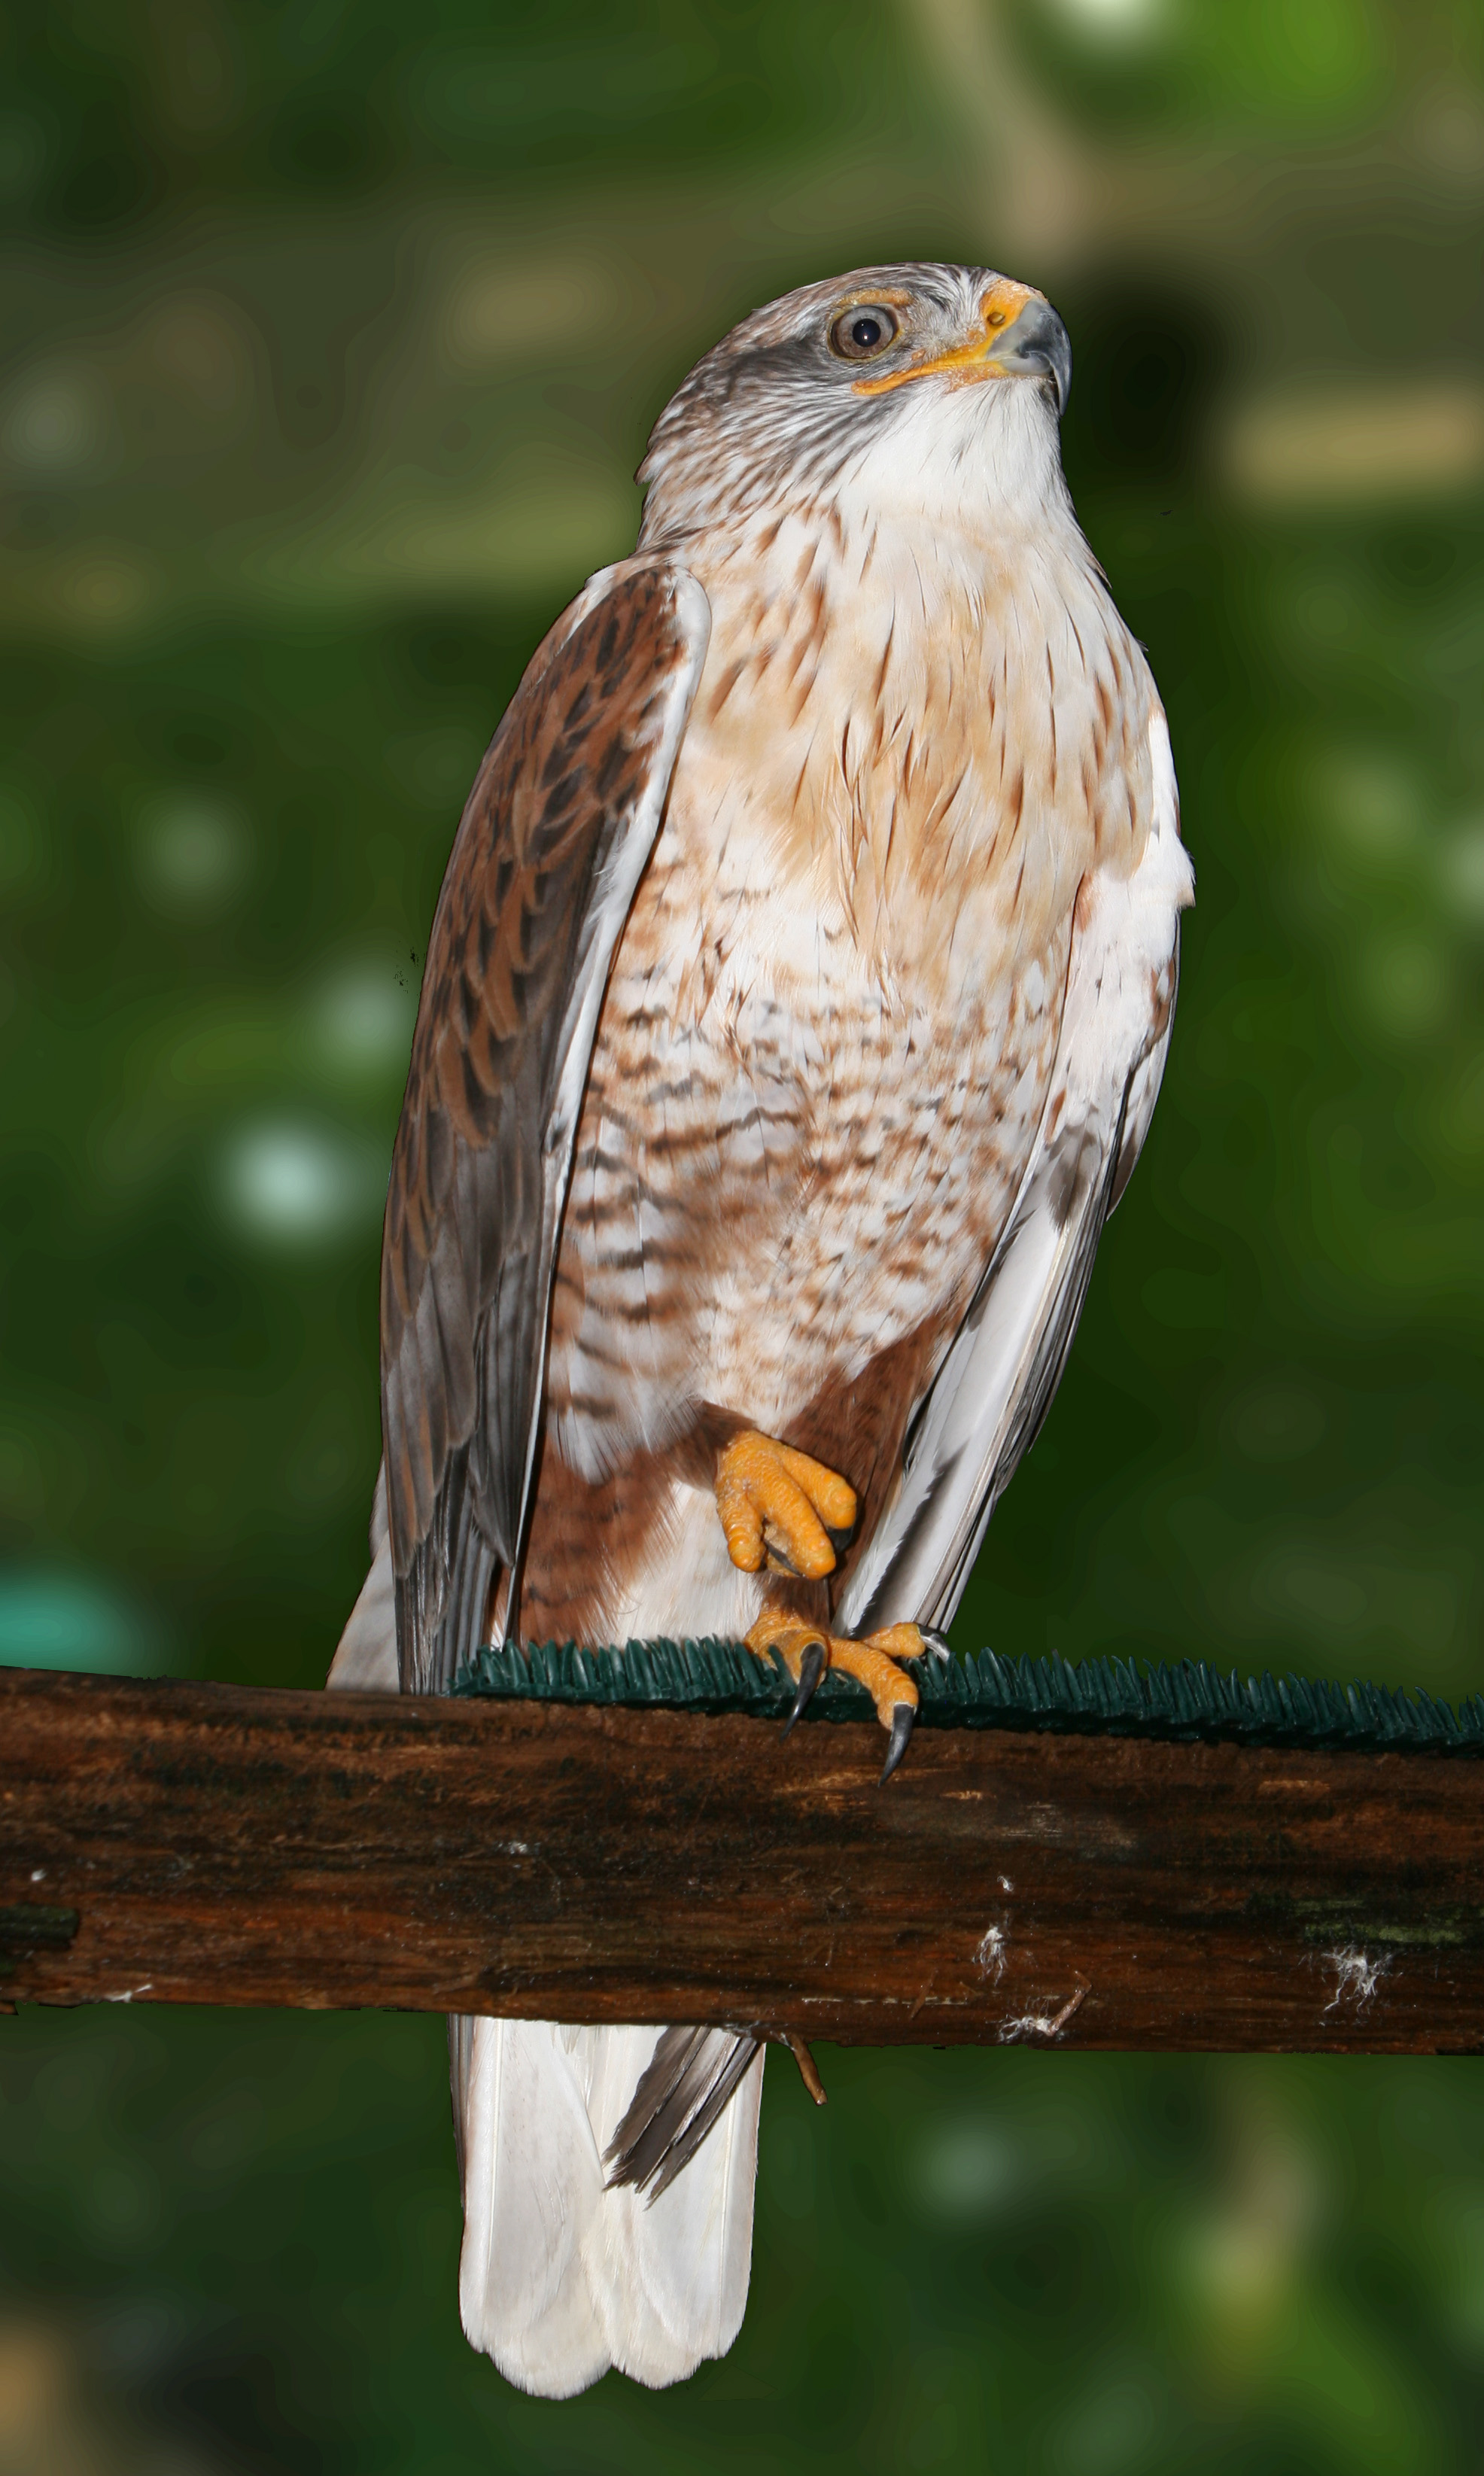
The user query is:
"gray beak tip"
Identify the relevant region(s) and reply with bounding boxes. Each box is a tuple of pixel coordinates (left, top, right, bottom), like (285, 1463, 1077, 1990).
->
(1000, 297, 1072, 420)
(1035, 308, 1072, 421)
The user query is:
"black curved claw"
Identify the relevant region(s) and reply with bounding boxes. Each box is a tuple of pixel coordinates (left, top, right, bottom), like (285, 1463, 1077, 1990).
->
(762, 1531, 801, 1577)
(880, 1701, 915, 1783)
(782, 1639, 827, 1737)
(918, 1626, 952, 1662)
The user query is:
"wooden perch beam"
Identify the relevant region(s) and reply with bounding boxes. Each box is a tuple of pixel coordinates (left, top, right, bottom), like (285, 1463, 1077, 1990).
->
(2, 1665, 1481, 2052)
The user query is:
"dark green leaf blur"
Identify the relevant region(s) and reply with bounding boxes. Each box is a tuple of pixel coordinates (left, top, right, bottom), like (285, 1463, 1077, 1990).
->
(2, 2, 1482, 2466)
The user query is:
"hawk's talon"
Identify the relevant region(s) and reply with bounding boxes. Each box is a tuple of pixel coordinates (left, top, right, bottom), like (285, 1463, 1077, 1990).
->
(880, 1702, 915, 1783)
(918, 1626, 952, 1662)
(715, 1431, 857, 1583)
(782, 1638, 827, 1735)
(742, 1612, 925, 1775)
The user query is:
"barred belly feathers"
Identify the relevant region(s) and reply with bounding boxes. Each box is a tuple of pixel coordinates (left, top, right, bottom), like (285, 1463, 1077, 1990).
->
(329, 263, 1194, 2395)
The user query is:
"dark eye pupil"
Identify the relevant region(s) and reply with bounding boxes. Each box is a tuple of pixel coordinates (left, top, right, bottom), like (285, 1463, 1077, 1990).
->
(829, 303, 898, 361)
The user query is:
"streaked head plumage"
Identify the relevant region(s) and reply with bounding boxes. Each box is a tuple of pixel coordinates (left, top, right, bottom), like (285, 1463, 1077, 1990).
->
(638, 262, 1073, 544)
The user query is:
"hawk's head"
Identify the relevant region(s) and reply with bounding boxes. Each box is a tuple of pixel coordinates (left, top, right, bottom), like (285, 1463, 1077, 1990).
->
(638, 262, 1072, 543)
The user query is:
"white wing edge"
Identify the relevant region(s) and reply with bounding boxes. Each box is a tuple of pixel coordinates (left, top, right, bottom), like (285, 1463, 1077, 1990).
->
(837, 708, 1195, 1639)
(327, 1462, 396, 1689)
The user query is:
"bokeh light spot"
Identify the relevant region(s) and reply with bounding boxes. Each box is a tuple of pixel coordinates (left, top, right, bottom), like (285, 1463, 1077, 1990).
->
(217, 1120, 385, 1246)
(311, 961, 416, 1073)
(914, 2121, 1019, 2219)
(1440, 820, 1484, 920)
(136, 795, 252, 918)
(2, 368, 103, 475)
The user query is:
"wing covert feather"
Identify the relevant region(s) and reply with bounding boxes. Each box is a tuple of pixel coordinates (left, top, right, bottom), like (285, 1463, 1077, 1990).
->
(382, 559, 710, 1690)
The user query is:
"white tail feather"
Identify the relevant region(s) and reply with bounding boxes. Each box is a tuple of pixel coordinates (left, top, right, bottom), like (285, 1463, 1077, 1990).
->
(452, 2016, 763, 2395)
(451, 2018, 612, 2396)
(581, 2027, 762, 2383)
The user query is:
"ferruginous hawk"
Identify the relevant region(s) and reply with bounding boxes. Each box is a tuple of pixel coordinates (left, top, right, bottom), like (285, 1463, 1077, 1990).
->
(330, 262, 1194, 2396)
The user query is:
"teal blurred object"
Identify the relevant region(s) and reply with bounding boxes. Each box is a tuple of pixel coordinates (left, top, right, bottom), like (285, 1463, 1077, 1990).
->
(2, 0, 1484, 2466)
(0, 1568, 162, 1673)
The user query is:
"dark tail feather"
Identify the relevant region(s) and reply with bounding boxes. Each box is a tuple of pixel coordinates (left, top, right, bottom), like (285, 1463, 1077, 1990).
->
(604, 2027, 761, 2204)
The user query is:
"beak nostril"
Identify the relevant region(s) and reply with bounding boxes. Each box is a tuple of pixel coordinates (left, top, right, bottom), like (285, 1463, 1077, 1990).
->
(851, 293, 1070, 407)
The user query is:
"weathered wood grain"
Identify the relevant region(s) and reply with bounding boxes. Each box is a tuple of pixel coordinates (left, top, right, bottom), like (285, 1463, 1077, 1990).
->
(2, 1665, 1480, 2050)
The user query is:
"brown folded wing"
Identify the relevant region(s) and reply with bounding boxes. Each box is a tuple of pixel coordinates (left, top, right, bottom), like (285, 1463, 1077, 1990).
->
(380, 560, 711, 1691)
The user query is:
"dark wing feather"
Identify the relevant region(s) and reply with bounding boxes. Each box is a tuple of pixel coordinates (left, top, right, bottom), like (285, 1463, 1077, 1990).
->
(838, 1082, 1132, 1636)
(837, 710, 1193, 1640)
(381, 559, 710, 1691)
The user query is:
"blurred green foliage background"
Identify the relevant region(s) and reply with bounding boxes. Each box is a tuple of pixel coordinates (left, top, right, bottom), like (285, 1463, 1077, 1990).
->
(2, 0, 1484, 2467)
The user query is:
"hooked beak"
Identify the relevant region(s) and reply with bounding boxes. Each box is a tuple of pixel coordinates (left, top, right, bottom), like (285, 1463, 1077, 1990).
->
(853, 281, 1072, 418)
(987, 296, 1072, 417)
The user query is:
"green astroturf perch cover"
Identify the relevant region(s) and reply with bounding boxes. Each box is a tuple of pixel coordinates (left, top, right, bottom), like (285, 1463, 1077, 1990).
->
(455, 1638, 1484, 1757)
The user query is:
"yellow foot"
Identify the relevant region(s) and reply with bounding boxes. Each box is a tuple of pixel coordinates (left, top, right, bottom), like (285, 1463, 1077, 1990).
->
(744, 1611, 927, 1782)
(715, 1431, 856, 1580)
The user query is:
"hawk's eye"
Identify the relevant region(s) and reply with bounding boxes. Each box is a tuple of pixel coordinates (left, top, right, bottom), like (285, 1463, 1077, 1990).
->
(829, 306, 899, 362)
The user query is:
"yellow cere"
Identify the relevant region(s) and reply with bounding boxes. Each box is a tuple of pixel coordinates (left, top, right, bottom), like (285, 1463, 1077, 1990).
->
(852, 277, 1038, 397)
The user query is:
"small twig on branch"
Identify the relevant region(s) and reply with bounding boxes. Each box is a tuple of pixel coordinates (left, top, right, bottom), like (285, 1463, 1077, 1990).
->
(998, 1981, 1090, 2045)
(784, 2032, 829, 2103)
